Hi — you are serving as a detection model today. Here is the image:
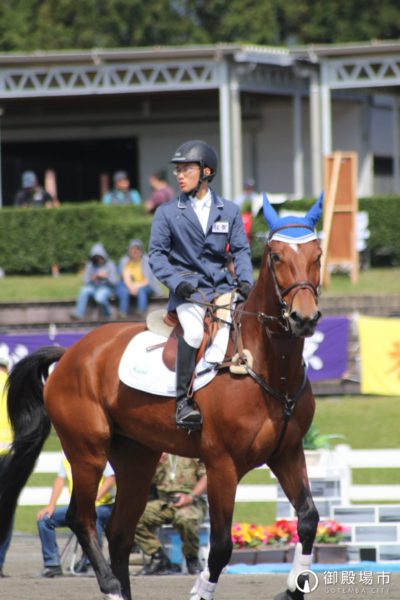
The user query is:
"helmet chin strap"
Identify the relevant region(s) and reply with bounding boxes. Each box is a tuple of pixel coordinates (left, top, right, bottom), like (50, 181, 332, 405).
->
(189, 165, 211, 197)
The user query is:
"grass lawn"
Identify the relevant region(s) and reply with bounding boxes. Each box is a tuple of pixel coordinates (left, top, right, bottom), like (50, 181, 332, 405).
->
(0, 266, 399, 302)
(313, 395, 400, 449)
(0, 273, 82, 301)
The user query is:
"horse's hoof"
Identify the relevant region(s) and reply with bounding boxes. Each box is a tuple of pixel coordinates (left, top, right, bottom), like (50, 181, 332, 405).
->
(274, 589, 304, 600)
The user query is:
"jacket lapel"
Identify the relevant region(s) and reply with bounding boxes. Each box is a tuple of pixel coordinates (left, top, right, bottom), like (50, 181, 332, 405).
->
(178, 193, 205, 236)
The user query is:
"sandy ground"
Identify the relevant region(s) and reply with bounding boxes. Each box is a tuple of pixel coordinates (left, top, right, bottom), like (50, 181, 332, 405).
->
(2, 534, 400, 600)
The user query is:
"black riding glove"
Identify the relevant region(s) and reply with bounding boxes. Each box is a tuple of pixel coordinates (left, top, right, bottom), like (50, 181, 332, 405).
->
(237, 281, 252, 299)
(176, 281, 196, 299)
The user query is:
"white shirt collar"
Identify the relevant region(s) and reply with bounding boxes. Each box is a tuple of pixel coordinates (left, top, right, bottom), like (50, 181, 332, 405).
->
(190, 189, 212, 208)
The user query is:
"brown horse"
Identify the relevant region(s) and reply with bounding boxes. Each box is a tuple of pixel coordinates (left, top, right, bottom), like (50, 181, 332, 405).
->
(0, 198, 323, 600)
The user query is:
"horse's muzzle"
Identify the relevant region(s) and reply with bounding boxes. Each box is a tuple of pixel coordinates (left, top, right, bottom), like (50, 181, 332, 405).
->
(289, 309, 322, 337)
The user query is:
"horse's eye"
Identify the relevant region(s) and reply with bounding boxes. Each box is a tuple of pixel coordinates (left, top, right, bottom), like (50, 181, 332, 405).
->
(271, 253, 280, 263)
(316, 254, 322, 266)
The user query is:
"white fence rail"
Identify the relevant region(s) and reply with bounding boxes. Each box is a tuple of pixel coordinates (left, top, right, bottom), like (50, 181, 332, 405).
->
(18, 448, 400, 506)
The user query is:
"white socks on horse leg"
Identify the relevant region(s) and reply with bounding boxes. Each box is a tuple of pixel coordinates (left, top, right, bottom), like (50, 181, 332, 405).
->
(190, 568, 217, 600)
(287, 542, 313, 592)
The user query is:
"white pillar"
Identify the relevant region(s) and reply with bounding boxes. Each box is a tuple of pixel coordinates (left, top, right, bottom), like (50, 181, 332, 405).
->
(359, 99, 373, 197)
(393, 96, 400, 195)
(230, 67, 243, 200)
(320, 61, 332, 158)
(293, 92, 304, 198)
(218, 60, 233, 199)
(309, 71, 322, 196)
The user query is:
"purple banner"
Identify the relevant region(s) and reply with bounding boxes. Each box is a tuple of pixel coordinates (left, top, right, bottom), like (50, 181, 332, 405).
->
(0, 331, 85, 369)
(1, 317, 350, 382)
(304, 316, 350, 382)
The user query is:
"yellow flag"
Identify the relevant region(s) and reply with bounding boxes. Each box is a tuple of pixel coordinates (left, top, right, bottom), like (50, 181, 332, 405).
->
(0, 370, 12, 454)
(358, 316, 400, 396)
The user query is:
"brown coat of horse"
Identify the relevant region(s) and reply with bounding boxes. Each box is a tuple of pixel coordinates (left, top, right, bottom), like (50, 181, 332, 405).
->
(0, 235, 322, 600)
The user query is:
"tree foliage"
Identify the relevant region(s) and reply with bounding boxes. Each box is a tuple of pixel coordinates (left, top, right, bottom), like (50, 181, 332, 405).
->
(0, 0, 398, 52)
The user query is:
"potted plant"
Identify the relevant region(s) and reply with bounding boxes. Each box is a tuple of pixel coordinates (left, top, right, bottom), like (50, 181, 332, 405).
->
(230, 519, 347, 565)
(230, 520, 298, 564)
(314, 520, 348, 563)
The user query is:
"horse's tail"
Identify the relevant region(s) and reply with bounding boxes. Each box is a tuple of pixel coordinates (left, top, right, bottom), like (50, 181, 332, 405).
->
(0, 345, 65, 542)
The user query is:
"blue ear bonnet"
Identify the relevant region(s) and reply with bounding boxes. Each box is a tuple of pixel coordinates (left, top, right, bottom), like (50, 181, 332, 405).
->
(263, 192, 323, 243)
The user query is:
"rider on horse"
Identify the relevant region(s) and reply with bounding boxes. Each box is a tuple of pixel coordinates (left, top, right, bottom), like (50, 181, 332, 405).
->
(148, 140, 254, 432)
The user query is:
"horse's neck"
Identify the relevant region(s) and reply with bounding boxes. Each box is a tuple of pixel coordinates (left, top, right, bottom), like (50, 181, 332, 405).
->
(241, 266, 305, 393)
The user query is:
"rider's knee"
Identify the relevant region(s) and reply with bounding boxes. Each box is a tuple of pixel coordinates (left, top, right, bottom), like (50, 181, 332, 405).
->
(183, 325, 204, 349)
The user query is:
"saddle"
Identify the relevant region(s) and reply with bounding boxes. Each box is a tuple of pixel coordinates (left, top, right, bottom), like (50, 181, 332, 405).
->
(145, 292, 234, 372)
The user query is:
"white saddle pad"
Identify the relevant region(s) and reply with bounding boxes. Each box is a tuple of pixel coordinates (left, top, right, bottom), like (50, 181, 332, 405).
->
(119, 324, 231, 397)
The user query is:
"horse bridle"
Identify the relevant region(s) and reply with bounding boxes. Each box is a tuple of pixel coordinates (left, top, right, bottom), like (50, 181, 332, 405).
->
(267, 224, 321, 326)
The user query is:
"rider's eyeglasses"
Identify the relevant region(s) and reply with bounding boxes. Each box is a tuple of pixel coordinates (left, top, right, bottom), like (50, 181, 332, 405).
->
(172, 165, 200, 176)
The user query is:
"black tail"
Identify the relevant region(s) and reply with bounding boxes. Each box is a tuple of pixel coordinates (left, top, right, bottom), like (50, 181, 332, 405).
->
(0, 345, 65, 542)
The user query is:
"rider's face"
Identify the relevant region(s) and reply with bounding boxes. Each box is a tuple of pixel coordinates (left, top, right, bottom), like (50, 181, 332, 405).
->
(173, 162, 201, 193)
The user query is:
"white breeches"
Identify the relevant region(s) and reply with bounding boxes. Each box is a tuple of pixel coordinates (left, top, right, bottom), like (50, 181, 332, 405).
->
(176, 302, 207, 349)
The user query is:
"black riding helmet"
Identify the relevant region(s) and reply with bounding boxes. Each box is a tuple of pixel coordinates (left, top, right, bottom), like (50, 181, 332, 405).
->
(171, 140, 218, 193)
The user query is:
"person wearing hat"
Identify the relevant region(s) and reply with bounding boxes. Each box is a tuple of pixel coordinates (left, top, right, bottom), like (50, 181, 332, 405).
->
(0, 347, 13, 576)
(70, 243, 119, 321)
(148, 140, 253, 432)
(115, 239, 162, 318)
(101, 170, 141, 205)
(14, 170, 55, 208)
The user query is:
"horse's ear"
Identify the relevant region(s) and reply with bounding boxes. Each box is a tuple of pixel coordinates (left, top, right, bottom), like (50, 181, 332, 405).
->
(262, 192, 279, 229)
(305, 192, 324, 227)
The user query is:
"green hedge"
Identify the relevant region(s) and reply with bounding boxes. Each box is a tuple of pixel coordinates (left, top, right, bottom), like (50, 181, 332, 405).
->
(0, 197, 399, 274)
(0, 203, 154, 274)
(250, 195, 400, 266)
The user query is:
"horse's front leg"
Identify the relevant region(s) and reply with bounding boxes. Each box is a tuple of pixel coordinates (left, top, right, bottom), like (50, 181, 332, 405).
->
(190, 457, 237, 600)
(269, 444, 319, 600)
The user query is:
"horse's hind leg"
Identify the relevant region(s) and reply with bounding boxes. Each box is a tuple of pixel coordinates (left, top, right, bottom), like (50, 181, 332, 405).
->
(269, 444, 319, 600)
(108, 435, 161, 600)
(67, 458, 124, 600)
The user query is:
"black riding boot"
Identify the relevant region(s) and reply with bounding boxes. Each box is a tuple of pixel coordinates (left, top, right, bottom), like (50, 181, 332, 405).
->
(176, 336, 202, 431)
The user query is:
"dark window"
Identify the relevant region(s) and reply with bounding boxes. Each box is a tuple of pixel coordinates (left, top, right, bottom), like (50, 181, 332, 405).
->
(374, 156, 393, 177)
(3, 138, 139, 206)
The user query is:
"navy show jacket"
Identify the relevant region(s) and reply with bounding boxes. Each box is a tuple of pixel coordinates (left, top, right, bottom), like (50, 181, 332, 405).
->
(148, 189, 253, 311)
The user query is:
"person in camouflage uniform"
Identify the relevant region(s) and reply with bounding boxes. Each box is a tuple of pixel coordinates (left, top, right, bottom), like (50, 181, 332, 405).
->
(135, 453, 207, 575)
